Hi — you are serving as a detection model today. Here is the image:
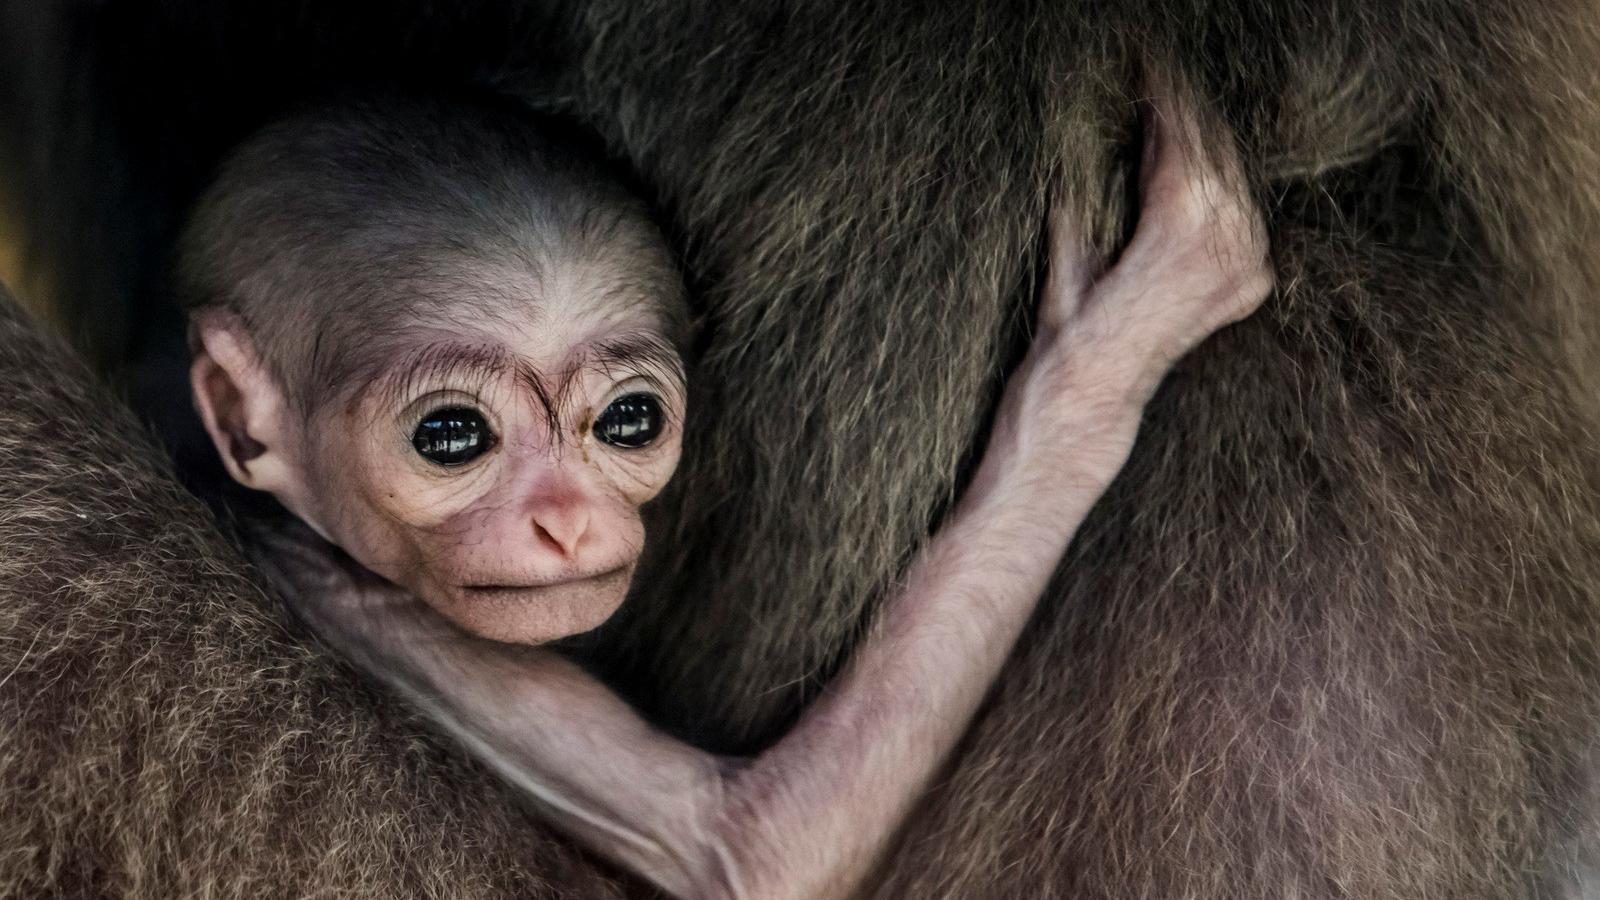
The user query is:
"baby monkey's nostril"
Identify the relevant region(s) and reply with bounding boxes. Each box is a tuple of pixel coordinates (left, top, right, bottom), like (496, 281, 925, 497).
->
(531, 502, 590, 558)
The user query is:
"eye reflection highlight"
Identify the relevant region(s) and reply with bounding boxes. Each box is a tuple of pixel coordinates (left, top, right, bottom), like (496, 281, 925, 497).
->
(413, 406, 495, 466)
(593, 393, 663, 449)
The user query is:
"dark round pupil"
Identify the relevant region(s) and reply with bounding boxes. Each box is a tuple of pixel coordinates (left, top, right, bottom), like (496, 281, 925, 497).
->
(594, 393, 663, 449)
(412, 406, 492, 466)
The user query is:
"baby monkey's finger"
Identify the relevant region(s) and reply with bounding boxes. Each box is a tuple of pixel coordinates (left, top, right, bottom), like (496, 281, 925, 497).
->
(1037, 195, 1093, 332)
(1135, 85, 1267, 292)
(1137, 81, 1210, 210)
(1137, 97, 1214, 244)
(1139, 82, 1263, 253)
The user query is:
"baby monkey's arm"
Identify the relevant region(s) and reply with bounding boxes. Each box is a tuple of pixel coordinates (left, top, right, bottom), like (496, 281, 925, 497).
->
(263, 91, 1271, 900)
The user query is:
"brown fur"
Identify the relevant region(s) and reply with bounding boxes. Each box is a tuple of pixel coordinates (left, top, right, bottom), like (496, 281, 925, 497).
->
(3, 1, 1600, 896)
(0, 288, 634, 896)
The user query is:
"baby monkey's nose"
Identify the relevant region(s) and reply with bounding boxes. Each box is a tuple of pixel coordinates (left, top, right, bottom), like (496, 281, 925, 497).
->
(527, 484, 592, 559)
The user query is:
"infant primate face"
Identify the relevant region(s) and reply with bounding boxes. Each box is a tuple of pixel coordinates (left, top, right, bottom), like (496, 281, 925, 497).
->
(193, 258, 686, 645)
(316, 265, 685, 644)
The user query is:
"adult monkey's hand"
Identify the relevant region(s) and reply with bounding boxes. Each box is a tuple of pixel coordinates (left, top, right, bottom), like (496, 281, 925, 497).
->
(251, 85, 1270, 900)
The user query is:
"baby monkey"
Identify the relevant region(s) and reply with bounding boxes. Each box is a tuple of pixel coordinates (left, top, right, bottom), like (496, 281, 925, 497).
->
(182, 92, 1270, 900)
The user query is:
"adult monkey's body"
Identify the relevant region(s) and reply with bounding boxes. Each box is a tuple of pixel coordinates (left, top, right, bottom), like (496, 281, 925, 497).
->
(3, 3, 1600, 900)
(196, 91, 1267, 899)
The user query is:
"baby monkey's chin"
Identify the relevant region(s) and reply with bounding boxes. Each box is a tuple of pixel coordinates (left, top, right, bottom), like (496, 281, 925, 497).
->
(416, 563, 637, 646)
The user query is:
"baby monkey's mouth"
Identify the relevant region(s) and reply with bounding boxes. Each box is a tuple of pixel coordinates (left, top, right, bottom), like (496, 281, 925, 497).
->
(459, 564, 631, 595)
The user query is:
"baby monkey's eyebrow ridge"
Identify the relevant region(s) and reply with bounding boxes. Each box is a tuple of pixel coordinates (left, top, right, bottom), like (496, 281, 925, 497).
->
(362, 341, 519, 414)
(360, 332, 685, 427)
(585, 331, 688, 387)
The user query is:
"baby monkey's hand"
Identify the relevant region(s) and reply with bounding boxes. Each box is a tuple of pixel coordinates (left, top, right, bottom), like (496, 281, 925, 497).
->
(1047, 93, 1272, 385)
(242, 515, 461, 684)
(971, 91, 1272, 527)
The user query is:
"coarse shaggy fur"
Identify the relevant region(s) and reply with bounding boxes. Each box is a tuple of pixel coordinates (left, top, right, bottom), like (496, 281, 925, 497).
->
(2, 1, 1600, 897)
(0, 290, 632, 898)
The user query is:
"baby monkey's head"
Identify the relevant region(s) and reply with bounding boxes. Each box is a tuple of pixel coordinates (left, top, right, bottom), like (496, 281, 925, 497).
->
(179, 94, 689, 644)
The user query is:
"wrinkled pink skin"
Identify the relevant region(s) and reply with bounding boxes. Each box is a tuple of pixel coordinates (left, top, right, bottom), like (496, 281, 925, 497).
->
(193, 261, 687, 645)
(245, 91, 1272, 900)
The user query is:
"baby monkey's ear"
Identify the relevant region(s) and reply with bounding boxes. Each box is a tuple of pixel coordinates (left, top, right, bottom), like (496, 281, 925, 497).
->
(189, 312, 301, 499)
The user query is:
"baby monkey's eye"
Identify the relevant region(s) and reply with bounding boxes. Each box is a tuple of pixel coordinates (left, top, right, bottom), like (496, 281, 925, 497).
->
(413, 406, 495, 467)
(594, 393, 664, 449)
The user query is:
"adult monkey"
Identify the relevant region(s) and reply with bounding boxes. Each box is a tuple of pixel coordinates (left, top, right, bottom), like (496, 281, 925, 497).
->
(3, 4, 1600, 900)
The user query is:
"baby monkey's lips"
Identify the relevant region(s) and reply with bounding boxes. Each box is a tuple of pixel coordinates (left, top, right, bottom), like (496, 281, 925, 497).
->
(424, 564, 636, 644)
(456, 563, 632, 597)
